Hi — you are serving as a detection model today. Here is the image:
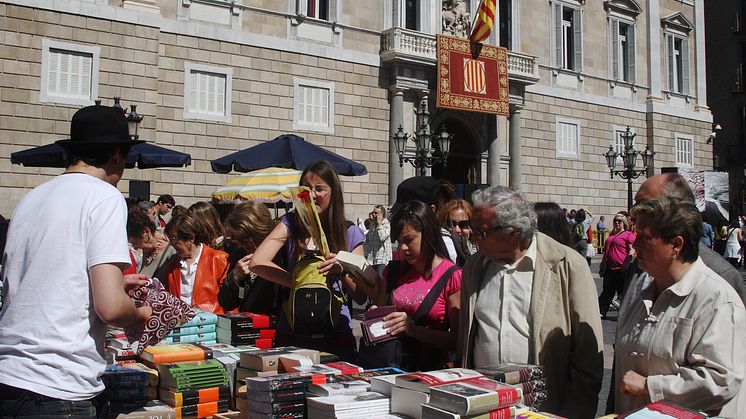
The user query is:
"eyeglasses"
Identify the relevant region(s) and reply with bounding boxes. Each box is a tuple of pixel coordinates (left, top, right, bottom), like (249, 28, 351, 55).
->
(167, 236, 179, 244)
(306, 185, 330, 194)
(471, 224, 505, 240)
(450, 220, 471, 230)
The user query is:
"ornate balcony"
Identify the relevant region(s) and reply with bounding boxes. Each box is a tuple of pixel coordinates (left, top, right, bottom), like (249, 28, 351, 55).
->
(380, 27, 540, 85)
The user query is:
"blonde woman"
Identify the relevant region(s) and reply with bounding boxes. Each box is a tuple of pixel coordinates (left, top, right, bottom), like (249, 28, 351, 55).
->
(598, 213, 635, 318)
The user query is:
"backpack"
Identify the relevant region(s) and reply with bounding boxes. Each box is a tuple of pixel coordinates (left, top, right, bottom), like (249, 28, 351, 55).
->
(283, 251, 345, 337)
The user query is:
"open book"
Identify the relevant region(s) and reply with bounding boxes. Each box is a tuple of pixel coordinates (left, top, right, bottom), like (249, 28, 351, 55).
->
(336, 251, 378, 288)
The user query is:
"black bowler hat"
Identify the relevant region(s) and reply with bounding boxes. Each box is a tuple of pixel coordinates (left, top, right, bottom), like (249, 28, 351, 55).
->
(56, 105, 145, 147)
(390, 176, 440, 217)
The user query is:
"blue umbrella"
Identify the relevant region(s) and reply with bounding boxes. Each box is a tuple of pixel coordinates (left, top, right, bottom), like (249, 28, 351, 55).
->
(10, 142, 191, 169)
(210, 134, 367, 176)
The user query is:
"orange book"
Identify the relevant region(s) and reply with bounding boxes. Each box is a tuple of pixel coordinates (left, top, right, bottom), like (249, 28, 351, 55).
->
(139, 343, 212, 365)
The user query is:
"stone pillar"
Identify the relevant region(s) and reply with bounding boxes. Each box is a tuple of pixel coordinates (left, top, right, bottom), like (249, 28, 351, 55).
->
(694, 0, 708, 110)
(509, 106, 523, 192)
(388, 88, 405, 206)
(487, 116, 501, 187)
(647, 0, 662, 100)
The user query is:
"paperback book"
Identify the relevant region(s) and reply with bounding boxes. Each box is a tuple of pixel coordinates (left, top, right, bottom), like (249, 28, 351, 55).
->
(139, 343, 213, 365)
(217, 312, 271, 330)
(167, 324, 217, 337)
(158, 385, 231, 407)
(239, 346, 320, 371)
(477, 364, 544, 385)
(428, 377, 523, 415)
(103, 363, 158, 387)
(165, 332, 217, 344)
(422, 403, 529, 419)
(395, 368, 484, 393)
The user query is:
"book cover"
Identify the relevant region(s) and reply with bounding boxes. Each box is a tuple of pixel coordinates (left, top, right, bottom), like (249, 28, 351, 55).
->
(245, 372, 318, 391)
(236, 366, 278, 382)
(221, 337, 273, 350)
(104, 386, 157, 402)
(247, 399, 306, 415)
(239, 346, 319, 371)
(108, 337, 134, 350)
(109, 400, 176, 419)
(517, 379, 547, 395)
(200, 342, 258, 356)
(336, 250, 377, 288)
(179, 311, 219, 328)
(308, 380, 371, 396)
(278, 354, 314, 372)
(165, 332, 217, 344)
(103, 363, 158, 387)
(429, 377, 523, 415)
(478, 364, 544, 385)
(157, 359, 229, 391)
(620, 400, 707, 419)
(329, 367, 405, 384)
(247, 388, 307, 403)
(307, 404, 391, 419)
(216, 327, 275, 342)
(522, 391, 547, 408)
(361, 305, 398, 345)
(217, 312, 271, 330)
(140, 343, 213, 365)
(167, 324, 217, 337)
(247, 410, 304, 419)
(158, 385, 231, 407)
(323, 361, 364, 375)
(422, 403, 528, 419)
(395, 368, 484, 393)
(306, 391, 389, 412)
(173, 400, 229, 418)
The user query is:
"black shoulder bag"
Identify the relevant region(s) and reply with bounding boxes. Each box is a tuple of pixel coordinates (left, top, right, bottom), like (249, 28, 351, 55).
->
(356, 261, 459, 371)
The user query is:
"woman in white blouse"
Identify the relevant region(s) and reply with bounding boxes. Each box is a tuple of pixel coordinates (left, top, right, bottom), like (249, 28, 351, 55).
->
(615, 198, 746, 416)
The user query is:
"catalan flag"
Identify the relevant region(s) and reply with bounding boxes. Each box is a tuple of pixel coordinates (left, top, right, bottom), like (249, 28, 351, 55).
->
(469, 0, 496, 43)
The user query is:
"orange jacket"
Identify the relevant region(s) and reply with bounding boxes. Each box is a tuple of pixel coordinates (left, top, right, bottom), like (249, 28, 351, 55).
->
(163, 244, 230, 314)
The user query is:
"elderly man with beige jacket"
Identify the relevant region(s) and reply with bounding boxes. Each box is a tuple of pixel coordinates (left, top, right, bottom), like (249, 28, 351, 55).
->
(457, 186, 604, 419)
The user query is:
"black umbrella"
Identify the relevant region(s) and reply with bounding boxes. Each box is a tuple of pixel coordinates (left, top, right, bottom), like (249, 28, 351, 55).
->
(10, 142, 191, 169)
(210, 134, 367, 176)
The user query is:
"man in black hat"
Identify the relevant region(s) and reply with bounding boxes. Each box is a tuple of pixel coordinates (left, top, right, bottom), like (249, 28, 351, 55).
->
(0, 105, 151, 418)
(390, 176, 459, 263)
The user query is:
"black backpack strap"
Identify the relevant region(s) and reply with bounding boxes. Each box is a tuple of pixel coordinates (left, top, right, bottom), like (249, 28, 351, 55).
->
(385, 260, 402, 305)
(411, 264, 459, 326)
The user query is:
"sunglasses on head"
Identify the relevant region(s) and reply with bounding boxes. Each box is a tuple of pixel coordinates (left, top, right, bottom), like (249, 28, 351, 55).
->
(450, 220, 471, 230)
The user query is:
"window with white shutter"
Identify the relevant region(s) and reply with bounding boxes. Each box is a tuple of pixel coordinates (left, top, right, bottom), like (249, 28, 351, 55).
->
(183, 63, 232, 123)
(551, 2, 582, 72)
(609, 19, 635, 83)
(556, 117, 580, 159)
(676, 134, 693, 166)
(661, 13, 693, 96)
(293, 78, 335, 134)
(40, 39, 99, 106)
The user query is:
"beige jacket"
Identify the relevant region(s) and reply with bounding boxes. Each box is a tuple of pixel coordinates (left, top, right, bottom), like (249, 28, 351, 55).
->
(458, 232, 604, 419)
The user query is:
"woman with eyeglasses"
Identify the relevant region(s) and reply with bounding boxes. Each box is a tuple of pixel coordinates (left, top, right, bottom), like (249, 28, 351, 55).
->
(250, 160, 366, 361)
(161, 214, 230, 314)
(217, 201, 285, 316)
(361, 200, 462, 371)
(438, 199, 477, 267)
(126, 206, 175, 277)
(598, 212, 635, 319)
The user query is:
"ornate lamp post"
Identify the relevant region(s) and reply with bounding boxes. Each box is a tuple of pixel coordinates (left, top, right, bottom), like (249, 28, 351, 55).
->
(126, 105, 144, 140)
(393, 101, 452, 177)
(604, 126, 655, 211)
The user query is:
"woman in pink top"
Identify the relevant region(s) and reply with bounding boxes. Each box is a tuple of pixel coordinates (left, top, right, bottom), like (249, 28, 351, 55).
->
(599, 213, 635, 318)
(365, 200, 462, 371)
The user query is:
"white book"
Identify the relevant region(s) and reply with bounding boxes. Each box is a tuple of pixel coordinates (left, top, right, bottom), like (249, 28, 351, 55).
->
(307, 404, 391, 419)
(306, 391, 389, 413)
(370, 373, 405, 396)
(336, 251, 377, 287)
(421, 403, 528, 419)
(391, 385, 429, 419)
(308, 380, 371, 396)
(394, 368, 484, 393)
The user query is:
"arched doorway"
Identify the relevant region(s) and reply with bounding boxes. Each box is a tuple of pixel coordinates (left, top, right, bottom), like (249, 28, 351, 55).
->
(431, 119, 480, 184)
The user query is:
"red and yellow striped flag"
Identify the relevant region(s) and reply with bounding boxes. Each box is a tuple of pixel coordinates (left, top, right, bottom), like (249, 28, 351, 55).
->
(469, 0, 496, 43)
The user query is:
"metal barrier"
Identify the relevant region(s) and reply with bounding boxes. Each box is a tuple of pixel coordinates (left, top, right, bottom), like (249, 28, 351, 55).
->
(593, 230, 609, 250)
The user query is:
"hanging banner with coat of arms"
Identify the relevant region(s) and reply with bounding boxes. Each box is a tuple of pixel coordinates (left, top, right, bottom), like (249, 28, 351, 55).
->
(436, 34, 509, 116)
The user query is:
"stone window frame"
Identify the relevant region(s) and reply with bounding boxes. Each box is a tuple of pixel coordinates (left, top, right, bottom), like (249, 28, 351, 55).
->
(555, 116, 581, 159)
(608, 17, 637, 84)
(40, 39, 100, 107)
(661, 12, 694, 97)
(293, 77, 335, 135)
(183, 62, 233, 124)
(675, 133, 694, 167)
(550, 0, 584, 73)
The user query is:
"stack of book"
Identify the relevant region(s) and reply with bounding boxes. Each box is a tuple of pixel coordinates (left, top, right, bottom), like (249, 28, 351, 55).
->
(106, 337, 140, 366)
(245, 372, 319, 418)
(236, 346, 319, 382)
(422, 376, 526, 419)
(103, 363, 159, 412)
(216, 312, 275, 349)
(139, 343, 214, 366)
(156, 359, 231, 418)
(164, 311, 219, 345)
(307, 392, 391, 418)
(478, 364, 546, 412)
(390, 368, 484, 419)
(201, 342, 260, 409)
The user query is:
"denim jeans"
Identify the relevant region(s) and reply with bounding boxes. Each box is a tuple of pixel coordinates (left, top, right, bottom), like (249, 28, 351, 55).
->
(0, 384, 97, 419)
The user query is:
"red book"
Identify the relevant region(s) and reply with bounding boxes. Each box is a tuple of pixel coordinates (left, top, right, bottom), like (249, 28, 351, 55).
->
(394, 368, 484, 393)
(429, 377, 523, 415)
(324, 361, 364, 375)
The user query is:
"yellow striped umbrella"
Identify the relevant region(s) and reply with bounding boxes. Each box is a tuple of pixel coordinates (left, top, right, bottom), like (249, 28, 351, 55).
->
(212, 167, 302, 204)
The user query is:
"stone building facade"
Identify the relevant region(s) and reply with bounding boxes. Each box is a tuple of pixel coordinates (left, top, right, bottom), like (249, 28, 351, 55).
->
(0, 0, 711, 219)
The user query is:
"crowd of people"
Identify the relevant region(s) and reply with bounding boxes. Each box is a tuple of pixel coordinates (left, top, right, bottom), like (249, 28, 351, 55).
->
(0, 105, 745, 418)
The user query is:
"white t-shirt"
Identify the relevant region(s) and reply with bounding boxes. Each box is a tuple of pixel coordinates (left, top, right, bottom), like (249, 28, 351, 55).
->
(0, 173, 130, 400)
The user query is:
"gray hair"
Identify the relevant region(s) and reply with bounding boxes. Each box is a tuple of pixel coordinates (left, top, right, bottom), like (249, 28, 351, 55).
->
(137, 200, 155, 211)
(471, 186, 537, 242)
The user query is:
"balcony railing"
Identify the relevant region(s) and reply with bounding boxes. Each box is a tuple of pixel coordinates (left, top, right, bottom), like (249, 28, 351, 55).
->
(380, 27, 540, 85)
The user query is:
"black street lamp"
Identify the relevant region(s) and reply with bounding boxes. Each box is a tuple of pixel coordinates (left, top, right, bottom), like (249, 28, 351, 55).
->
(604, 126, 655, 211)
(126, 104, 144, 140)
(393, 101, 452, 177)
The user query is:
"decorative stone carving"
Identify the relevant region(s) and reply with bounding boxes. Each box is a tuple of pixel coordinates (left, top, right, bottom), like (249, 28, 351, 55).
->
(442, 0, 470, 39)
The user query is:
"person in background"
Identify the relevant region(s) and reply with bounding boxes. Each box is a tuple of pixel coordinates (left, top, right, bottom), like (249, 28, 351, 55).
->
(614, 198, 745, 416)
(723, 219, 743, 268)
(218, 201, 284, 316)
(162, 214, 230, 314)
(362, 200, 462, 371)
(137, 200, 158, 225)
(598, 213, 635, 319)
(534, 202, 573, 247)
(127, 207, 175, 277)
(571, 209, 590, 261)
(154, 194, 175, 229)
(597, 215, 607, 233)
(458, 186, 603, 418)
(250, 160, 366, 361)
(700, 219, 715, 249)
(188, 202, 227, 251)
(364, 205, 392, 278)
(0, 105, 150, 417)
(438, 199, 477, 267)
